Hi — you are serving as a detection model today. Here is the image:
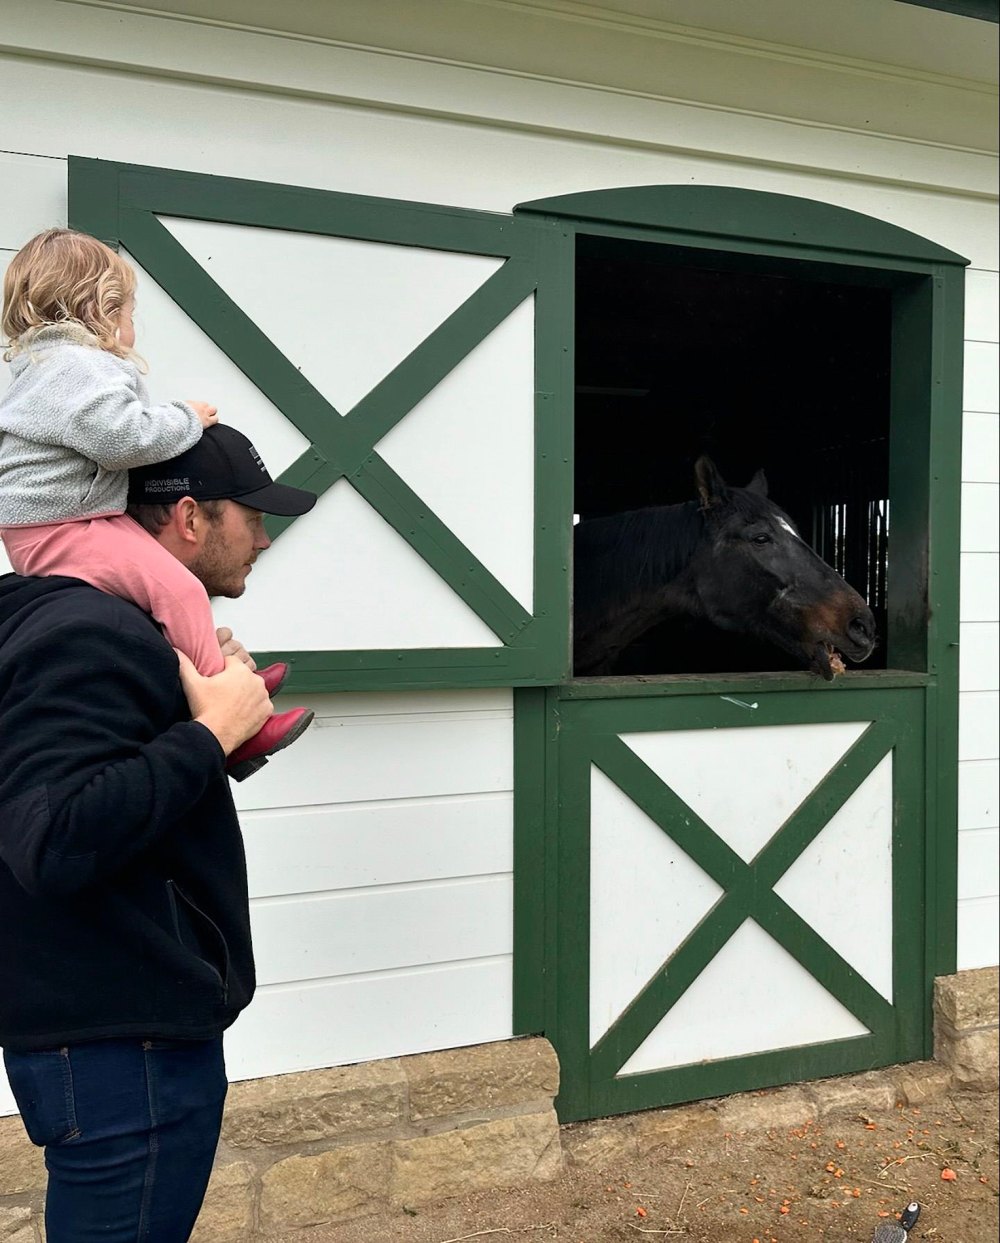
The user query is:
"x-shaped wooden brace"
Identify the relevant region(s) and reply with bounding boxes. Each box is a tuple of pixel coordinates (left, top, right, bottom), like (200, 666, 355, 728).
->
(586, 721, 897, 1079)
(117, 207, 538, 643)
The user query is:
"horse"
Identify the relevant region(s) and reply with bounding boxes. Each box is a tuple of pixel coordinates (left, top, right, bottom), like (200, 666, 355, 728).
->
(573, 457, 877, 678)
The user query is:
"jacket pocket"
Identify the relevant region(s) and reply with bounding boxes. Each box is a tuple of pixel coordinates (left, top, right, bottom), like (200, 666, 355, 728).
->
(79, 463, 106, 510)
(165, 880, 231, 999)
(2, 1047, 80, 1147)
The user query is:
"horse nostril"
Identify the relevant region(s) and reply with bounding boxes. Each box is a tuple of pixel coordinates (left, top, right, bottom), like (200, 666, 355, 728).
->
(848, 614, 873, 644)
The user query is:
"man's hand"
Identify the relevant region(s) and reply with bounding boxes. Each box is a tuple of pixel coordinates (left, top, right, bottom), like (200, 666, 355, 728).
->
(215, 626, 256, 671)
(175, 651, 272, 755)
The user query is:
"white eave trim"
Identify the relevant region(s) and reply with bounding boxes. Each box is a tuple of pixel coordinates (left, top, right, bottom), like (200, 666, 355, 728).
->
(1, 0, 997, 198)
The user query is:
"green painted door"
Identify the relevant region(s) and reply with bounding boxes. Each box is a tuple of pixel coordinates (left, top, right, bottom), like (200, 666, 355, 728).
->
(511, 187, 966, 1123)
(530, 681, 928, 1122)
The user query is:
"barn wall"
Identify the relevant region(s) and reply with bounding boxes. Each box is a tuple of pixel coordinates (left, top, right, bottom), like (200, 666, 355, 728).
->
(0, 0, 996, 1116)
(225, 690, 515, 1082)
(958, 270, 1000, 971)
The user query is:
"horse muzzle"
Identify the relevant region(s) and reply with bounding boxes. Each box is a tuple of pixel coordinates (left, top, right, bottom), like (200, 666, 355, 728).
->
(807, 599, 877, 680)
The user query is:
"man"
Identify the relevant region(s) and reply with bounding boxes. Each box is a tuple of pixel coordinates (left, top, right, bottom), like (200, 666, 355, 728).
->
(0, 425, 316, 1241)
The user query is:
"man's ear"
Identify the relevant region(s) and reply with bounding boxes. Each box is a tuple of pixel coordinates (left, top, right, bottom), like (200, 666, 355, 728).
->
(167, 497, 202, 545)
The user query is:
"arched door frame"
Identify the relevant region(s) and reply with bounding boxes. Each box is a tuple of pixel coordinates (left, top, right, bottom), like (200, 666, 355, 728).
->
(512, 186, 968, 1120)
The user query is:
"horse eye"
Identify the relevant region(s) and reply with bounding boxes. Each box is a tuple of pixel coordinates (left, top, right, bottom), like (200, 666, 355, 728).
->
(751, 533, 772, 546)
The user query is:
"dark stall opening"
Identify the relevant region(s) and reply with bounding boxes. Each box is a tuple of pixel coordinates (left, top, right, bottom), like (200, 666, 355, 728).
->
(573, 233, 892, 677)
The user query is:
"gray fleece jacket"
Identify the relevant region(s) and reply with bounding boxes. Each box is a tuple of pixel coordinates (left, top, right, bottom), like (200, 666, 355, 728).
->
(0, 324, 202, 526)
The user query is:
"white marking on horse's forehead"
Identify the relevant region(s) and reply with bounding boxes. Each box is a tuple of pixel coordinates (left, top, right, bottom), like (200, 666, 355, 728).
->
(776, 516, 802, 541)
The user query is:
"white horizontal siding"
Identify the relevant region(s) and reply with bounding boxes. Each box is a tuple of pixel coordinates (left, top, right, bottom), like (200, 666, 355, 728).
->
(959, 760, 999, 831)
(958, 382, 998, 961)
(958, 285, 999, 969)
(224, 689, 516, 1082)
(961, 485, 1000, 554)
(231, 697, 513, 813)
(958, 828, 1000, 902)
(957, 898, 1000, 972)
(959, 693, 1000, 763)
(224, 958, 513, 1082)
(964, 341, 1000, 415)
(962, 413, 1000, 485)
(0, 150, 66, 248)
(959, 624, 1000, 693)
(965, 270, 1000, 345)
(250, 876, 513, 986)
(4, 0, 996, 199)
(1, 51, 998, 266)
(960, 555, 999, 622)
(242, 794, 512, 898)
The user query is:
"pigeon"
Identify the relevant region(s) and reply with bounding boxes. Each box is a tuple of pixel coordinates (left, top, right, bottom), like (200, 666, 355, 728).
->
(871, 1201, 920, 1242)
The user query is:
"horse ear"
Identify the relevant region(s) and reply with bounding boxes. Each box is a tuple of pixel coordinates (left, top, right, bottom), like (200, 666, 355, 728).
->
(695, 456, 726, 509)
(746, 469, 768, 496)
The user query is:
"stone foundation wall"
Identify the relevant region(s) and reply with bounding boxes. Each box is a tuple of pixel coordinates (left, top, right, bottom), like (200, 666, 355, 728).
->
(1, 967, 996, 1241)
(198, 1038, 562, 1239)
(0, 1037, 562, 1242)
(557, 1057, 958, 1171)
(934, 965, 1000, 1092)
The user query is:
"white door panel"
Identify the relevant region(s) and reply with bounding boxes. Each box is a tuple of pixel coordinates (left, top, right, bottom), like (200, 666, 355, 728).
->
(161, 217, 505, 415)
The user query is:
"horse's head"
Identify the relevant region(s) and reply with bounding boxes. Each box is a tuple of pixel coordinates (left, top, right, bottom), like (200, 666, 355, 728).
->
(689, 458, 876, 680)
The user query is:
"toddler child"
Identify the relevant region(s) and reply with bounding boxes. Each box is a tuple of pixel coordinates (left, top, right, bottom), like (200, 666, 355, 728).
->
(0, 228, 312, 778)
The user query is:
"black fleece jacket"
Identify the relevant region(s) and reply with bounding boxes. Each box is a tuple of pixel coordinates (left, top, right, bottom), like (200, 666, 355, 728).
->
(0, 574, 255, 1051)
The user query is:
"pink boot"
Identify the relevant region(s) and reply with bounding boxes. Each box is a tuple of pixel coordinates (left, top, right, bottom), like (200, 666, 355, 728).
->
(226, 707, 314, 781)
(257, 662, 289, 697)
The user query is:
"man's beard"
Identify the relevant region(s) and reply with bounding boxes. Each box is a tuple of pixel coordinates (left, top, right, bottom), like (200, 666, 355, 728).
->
(188, 524, 248, 599)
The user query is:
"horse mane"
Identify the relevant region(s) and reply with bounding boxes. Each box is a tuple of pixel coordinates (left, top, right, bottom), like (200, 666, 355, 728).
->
(573, 500, 705, 618)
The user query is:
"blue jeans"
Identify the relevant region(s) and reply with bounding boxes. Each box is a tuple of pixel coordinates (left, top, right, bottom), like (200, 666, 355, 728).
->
(3, 1036, 227, 1242)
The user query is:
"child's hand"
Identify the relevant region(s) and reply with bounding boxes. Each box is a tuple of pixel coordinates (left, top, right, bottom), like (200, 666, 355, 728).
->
(187, 400, 219, 428)
(216, 626, 257, 670)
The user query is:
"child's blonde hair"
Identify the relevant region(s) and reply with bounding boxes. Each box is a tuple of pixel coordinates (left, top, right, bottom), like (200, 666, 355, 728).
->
(2, 228, 136, 360)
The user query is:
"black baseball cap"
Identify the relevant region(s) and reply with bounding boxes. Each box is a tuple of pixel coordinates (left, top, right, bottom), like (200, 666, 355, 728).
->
(128, 424, 316, 517)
